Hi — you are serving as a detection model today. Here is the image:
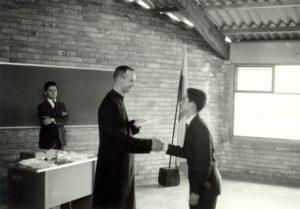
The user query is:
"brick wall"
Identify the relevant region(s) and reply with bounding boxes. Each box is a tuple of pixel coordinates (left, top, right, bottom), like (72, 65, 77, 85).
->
(218, 66, 300, 187)
(218, 139, 300, 186)
(0, 0, 299, 204)
(0, 0, 228, 202)
(224, 42, 300, 186)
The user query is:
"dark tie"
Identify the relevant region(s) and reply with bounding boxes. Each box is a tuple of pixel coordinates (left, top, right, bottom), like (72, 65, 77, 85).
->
(53, 100, 56, 109)
(183, 124, 189, 145)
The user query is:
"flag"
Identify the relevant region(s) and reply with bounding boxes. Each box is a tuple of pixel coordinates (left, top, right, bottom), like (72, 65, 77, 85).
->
(177, 46, 188, 146)
(175, 47, 188, 167)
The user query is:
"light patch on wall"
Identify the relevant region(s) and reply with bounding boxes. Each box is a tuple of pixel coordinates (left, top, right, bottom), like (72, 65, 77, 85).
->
(202, 63, 209, 72)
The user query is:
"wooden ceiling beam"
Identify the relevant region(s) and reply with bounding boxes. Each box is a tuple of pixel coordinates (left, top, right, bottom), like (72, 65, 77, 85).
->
(172, 0, 229, 59)
(224, 26, 300, 35)
(204, 1, 300, 11)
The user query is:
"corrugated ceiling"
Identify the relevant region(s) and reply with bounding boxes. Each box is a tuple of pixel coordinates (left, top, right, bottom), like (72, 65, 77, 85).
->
(199, 0, 300, 41)
(134, 0, 300, 42)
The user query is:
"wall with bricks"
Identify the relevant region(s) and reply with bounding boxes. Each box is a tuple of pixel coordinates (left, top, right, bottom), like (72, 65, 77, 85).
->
(0, 0, 299, 204)
(218, 138, 300, 186)
(219, 42, 300, 187)
(0, 0, 229, 202)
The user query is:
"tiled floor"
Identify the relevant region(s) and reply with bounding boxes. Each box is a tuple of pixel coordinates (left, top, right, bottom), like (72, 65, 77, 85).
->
(136, 177, 300, 209)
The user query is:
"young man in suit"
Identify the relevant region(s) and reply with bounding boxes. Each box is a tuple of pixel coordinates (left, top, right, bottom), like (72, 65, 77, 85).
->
(38, 81, 68, 150)
(166, 88, 222, 209)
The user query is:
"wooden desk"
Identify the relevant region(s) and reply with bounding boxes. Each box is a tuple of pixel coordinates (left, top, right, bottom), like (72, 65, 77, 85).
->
(8, 157, 97, 209)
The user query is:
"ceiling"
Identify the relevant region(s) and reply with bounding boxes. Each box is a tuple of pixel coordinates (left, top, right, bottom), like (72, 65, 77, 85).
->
(121, 0, 300, 59)
(199, 0, 300, 41)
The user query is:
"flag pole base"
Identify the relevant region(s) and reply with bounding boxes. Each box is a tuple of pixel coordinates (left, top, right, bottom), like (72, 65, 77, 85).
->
(158, 167, 180, 187)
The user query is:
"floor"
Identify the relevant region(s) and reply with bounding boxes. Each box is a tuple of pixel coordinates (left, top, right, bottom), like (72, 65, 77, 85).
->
(136, 177, 300, 209)
(1, 177, 299, 209)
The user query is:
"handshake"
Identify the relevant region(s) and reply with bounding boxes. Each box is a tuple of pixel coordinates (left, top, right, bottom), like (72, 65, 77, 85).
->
(151, 138, 164, 152)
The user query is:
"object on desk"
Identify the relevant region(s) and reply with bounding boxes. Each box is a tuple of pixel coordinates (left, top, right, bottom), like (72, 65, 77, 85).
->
(34, 151, 46, 160)
(19, 152, 35, 160)
(19, 158, 57, 169)
(56, 151, 71, 160)
(19, 150, 93, 169)
(45, 149, 59, 160)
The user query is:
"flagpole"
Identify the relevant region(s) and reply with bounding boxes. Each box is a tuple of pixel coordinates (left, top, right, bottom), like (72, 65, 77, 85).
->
(168, 98, 179, 168)
(168, 45, 187, 169)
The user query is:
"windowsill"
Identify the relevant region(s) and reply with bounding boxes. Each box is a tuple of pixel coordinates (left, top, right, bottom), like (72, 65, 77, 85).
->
(233, 135, 300, 145)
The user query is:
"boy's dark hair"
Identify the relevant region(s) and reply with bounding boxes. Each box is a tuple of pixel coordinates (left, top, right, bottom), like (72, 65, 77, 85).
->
(113, 65, 135, 80)
(187, 88, 207, 112)
(44, 81, 57, 91)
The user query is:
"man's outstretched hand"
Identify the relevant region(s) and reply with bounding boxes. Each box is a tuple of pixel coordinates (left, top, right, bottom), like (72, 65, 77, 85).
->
(151, 138, 164, 152)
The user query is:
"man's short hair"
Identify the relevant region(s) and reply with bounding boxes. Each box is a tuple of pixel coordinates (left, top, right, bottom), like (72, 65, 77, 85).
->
(113, 65, 135, 80)
(187, 88, 207, 112)
(44, 81, 57, 91)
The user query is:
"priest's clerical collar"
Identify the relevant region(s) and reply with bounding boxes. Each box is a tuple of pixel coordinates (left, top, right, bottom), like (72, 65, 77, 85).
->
(112, 89, 124, 100)
(186, 114, 197, 126)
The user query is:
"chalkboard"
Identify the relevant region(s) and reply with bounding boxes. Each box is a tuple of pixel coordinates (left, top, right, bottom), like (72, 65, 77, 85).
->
(0, 64, 114, 127)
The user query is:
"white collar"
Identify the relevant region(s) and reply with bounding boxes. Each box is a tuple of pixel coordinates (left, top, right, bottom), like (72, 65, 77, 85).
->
(186, 114, 197, 126)
(47, 99, 56, 108)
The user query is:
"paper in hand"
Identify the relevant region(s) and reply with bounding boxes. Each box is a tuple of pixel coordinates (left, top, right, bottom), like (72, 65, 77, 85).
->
(134, 115, 159, 127)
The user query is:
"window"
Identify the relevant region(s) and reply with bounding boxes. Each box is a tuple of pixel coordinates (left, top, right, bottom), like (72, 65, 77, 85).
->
(275, 66, 300, 93)
(234, 65, 300, 140)
(236, 67, 273, 92)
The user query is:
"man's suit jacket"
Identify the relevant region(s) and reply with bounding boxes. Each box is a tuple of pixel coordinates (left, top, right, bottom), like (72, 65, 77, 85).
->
(167, 115, 222, 200)
(38, 100, 68, 149)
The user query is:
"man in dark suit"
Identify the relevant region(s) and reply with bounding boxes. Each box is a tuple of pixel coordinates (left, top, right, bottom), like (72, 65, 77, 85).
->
(166, 88, 222, 209)
(38, 81, 68, 150)
(93, 65, 164, 209)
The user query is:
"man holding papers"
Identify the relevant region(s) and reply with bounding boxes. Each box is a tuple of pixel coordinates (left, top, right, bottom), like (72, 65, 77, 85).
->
(93, 65, 164, 209)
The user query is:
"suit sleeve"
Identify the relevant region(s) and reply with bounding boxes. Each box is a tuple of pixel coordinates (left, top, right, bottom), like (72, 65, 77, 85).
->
(55, 102, 68, 125)
(166, 144, 186, 158)
(38, 104, 54, 127)
(38, 104, 46, 123)
(99, 99, 152, 154)
(189, 125, 212, 194)
(128, 120, 140, 135)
